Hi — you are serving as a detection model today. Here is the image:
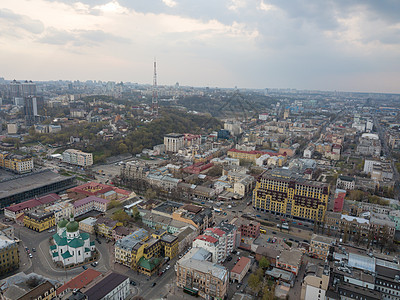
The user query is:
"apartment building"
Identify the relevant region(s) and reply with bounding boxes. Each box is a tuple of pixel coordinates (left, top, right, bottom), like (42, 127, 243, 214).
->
(62, 149, 93, 167)
(301, 264, 330, 300)
(95, 217, 121, 240)
(0, 236, 19, 276)
(176, 247, 228, 299)
(0, 151, 33, 173)
(253, 169, 329, 222)
(234, 218, 260, 239)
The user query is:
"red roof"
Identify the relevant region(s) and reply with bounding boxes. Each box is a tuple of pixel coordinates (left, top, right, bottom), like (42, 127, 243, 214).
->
(113, 188, 130, 196)
(69, 182, 114, 196)
(5, 193, 60, 213)
(56, 269, 102, 295)
(231, 257, 251, 274)
(205, 228, 226, 237)
(195, 235, 218, 244)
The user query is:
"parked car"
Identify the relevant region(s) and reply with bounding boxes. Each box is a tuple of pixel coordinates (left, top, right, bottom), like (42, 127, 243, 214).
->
(130, 280, 136, 286)
(91, 262, 98, 267)
(32, 248, 36, 252)
(82, 265, 88, 270)
(256, 215, 261, 218)
(158, 271, 164, 276)
(28, 253, 33, 258)
(227, 256, 232, 261)
(151, 282, 157, 287)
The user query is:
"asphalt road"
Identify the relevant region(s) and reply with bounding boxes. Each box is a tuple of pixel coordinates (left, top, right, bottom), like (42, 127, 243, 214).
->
(15, 224, 110, 283)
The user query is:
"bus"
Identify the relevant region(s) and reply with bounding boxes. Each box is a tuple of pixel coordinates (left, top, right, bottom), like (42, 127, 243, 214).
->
(260, 228, 267, 234)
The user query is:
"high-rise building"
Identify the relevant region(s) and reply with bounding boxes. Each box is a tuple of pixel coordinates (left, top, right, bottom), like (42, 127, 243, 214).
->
(252, 169, 329, 222)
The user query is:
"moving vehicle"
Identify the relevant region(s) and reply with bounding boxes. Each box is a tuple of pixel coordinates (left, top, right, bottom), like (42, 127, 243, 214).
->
(151, 282, 157, 287)
(260, 229, 267, 234)
(91, 262, 98, 267)
(82, 265, 88, 270)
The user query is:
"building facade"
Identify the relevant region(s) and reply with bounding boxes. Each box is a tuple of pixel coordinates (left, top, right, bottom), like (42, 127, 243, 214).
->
(24, 210, 55, 232)
(0, 236, 19, 276)
(176, 248, 228, 299)
(309, 234, 335, 260)
(164, 133, 184, 153)
(0, 151, 33, 174)
(253, 169, 329, 222)
(62, 149, 93, 167)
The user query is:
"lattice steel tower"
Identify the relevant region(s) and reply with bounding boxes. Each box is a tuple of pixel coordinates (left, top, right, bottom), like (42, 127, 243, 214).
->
(151, 60, 158, 116)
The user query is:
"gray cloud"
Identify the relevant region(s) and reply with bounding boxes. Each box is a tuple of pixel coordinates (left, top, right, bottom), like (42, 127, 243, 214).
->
(0, 8, 44, 34)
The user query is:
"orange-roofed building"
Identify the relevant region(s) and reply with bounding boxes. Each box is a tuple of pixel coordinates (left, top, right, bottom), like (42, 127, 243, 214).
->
(230, 257, 251, 283)
(57, 268, 102, 298)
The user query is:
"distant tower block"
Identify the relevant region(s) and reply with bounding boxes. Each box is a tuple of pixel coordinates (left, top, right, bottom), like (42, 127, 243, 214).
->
(284, 108, 290, 119)
(152, 60, 158, 117)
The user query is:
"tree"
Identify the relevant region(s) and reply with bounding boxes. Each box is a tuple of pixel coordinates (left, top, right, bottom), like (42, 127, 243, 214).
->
(131, 206, 141, 222)
(259, 257, 270, 269)
(145, 189, 157, 200)
(248, 273, 262, 294)
(262, 283, 276, 300)
(112, 209, 130, 225)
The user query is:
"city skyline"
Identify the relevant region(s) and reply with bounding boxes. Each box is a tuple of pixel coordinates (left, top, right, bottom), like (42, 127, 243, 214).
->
(1, 0, 400, 93)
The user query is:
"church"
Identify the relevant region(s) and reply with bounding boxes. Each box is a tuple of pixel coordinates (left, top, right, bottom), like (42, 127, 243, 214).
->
(50, 215, 95, 266)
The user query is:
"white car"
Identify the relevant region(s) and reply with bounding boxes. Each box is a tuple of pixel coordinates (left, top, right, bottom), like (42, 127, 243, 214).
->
(166, 265, 171, 270)
(29, 253, 33, 258)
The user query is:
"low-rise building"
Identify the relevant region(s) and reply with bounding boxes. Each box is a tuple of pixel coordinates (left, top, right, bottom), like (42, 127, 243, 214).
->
(176, 247, 228, 299)
(336, 175, 356, 190)
(82, 271, 130, 300)
(0, 235, 19, 276)
(44, 201, 74, 223)
(96, 217, 121, 240)
(79, 217, 97, 234)
(230, 257, 251, 283)
(56, 268, 102, 298)
(276, 249, 303, 275)
(309, 234, 336, 260)
(24, 210, 55, 232)
(17, 281, 56, 300)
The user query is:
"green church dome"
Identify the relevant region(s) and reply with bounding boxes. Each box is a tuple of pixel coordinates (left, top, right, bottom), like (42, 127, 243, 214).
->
(58, 219, 68, 228)
(66, 221, 79, 232)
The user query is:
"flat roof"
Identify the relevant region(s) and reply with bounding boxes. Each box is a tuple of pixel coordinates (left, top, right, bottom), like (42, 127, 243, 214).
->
(0, 170, 74, 200)
(84, 272, 128, 300)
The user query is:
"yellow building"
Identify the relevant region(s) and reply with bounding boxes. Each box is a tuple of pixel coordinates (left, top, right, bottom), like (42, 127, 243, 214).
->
(0, 151, 33, 174)
(252, 169, 329, 222)
(227, 149, 264, 162)
(95, 217, 122, 240)
(115, 228, 178, 276)
(24, 210, 55, 232)
(0, 236, 19, 276)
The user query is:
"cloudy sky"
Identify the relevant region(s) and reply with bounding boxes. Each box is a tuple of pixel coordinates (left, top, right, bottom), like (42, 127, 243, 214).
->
(1, 0, 400, 93)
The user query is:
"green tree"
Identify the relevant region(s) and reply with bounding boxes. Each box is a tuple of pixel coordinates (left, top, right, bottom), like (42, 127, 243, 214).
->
(259, 257, 270, 269)
(112, 209, 130, 225)
(248, 273, 262, 294)
(131, 206, 141, 222)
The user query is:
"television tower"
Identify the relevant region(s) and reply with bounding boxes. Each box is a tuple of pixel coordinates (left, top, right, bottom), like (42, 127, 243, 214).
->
(152, 59, 158, 117)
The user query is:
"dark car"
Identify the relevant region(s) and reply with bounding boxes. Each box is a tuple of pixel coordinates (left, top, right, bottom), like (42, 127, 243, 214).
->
(32, 248, 36, 252)
(96, 239, 102, 244)
(227, 256, 232, 261)
(151, 282, 157, 287)
(130, 280, 136, 286)
(82, 265, 88, 270)
(91, 262, 98, 267)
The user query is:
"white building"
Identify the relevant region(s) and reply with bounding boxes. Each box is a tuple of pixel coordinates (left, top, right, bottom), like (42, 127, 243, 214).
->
(164, 133, 184, 153)
(62, 149, 93, 167)
(44, 201, 74, 223)
(301, 264, 330, 300)
(50, 216, 95, 266)
(303, 146, 314, 159)
(193, 235, 222, 263)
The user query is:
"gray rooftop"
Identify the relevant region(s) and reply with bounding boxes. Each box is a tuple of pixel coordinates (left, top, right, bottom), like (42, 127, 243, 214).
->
(0, 169, 75, 199)
(115, 228, 149, 251)
(179, 257, 228, 281)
